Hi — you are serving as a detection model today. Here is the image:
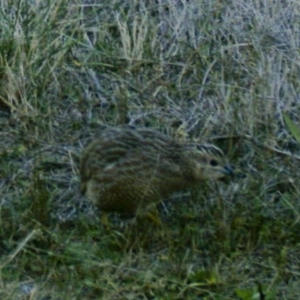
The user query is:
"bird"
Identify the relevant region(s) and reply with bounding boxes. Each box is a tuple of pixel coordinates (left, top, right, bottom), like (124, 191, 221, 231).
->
(80, 125, 234, 225)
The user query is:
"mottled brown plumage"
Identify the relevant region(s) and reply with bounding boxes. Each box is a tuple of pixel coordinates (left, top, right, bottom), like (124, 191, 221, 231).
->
(80, 126, 233, 220)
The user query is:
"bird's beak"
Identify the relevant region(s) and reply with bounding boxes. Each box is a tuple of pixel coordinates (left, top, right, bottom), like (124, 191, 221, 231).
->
(222, 165, 235, 176)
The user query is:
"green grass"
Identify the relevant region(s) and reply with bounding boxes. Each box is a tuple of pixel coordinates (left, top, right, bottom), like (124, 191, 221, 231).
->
(0, 0, 300, 299)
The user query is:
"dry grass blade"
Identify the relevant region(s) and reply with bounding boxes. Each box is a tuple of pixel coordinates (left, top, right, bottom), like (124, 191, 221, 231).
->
(0, 230, 40, 269)
(283, 112, 300, 146)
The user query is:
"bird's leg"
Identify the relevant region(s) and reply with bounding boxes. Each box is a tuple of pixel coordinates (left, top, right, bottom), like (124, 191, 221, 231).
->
(101, 212, 110, 230)
(142, 203, 162, 226)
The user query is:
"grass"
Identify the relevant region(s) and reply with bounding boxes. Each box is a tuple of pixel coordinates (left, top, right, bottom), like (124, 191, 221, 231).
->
(0, 0, 300, 299)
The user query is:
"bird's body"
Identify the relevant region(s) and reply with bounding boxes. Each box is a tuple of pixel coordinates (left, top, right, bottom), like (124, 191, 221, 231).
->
(80, 126, 233, 220)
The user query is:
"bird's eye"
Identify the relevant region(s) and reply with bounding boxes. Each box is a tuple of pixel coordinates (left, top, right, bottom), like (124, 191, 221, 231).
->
(210, 159, 218, 166)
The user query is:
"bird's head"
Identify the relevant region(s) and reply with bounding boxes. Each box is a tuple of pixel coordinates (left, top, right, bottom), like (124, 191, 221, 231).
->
(183, 143, 234, 181)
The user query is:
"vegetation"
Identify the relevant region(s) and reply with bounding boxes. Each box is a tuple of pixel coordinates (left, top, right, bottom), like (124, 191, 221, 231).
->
(0, 0, 300, 299)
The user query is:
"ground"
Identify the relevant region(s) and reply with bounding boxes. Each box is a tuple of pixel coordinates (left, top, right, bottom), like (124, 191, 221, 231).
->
(0, 0, 300, 299)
